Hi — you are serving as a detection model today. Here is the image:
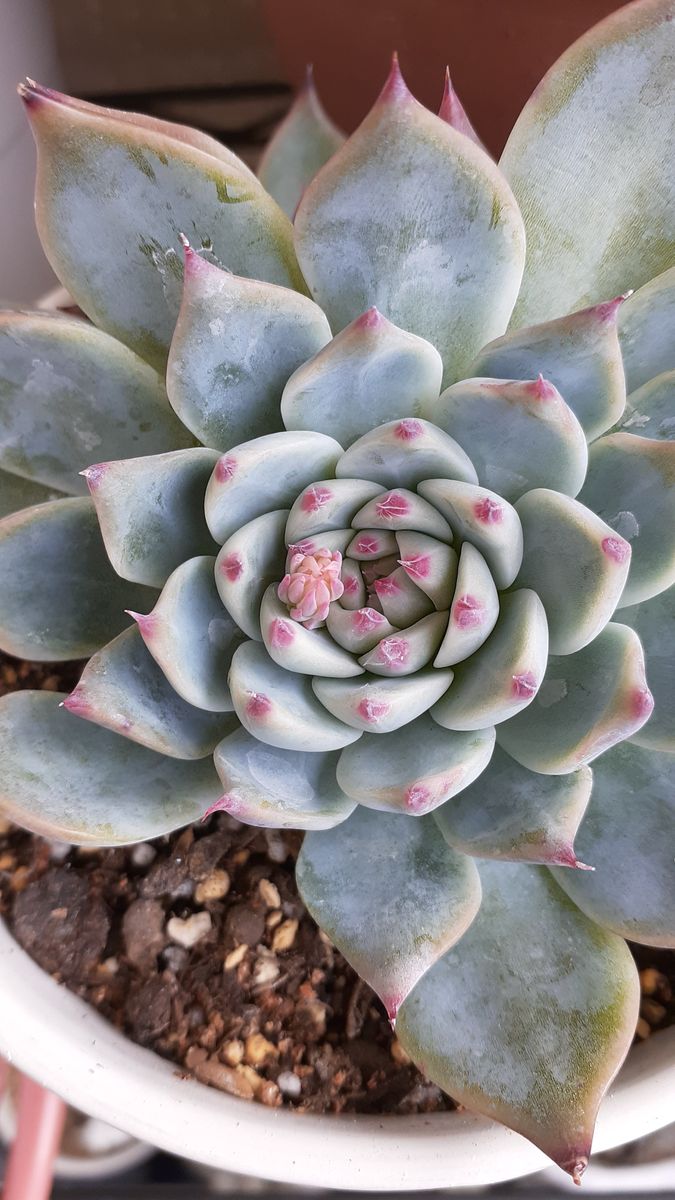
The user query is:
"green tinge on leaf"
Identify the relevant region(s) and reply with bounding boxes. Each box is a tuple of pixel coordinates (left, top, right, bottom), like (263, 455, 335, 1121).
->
(435, 744, 593, 867)
(297, 805, 482, 1021)
(617, 371, 675, 441)
(336, 417, 477, 490)
(65, 626, 234, 759)
(620, 583, 675, 752)
(579, 432, 675, 608)
(0, 311, 194, 496)
(619, 265, 675, 394)
(498, 622, 653, 774)
(294, 60, 525, 385)
(397, 860, 640, 1179)
(0, 467, 65, 519)
(0, 691, 221, 844)
(167, 248, 331, 451)
(213, 727, 355, 831)
(553, 741, 675, 948)
(0, 498, 155, 661)
(86, 448, 219, 589)
(216, 510, 289, 642)
(501, 0, 675, 327)
(258, 70, 345, 219)
(22, 83, 304, 369)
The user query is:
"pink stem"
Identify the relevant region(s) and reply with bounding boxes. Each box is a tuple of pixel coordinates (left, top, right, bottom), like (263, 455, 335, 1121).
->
(3, 1074, 66, 1200)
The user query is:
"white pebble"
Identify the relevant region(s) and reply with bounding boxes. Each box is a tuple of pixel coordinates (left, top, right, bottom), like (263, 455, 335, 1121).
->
(131, 842, 156, 868)
(167, 912, 212, 948)
(277, 1071, 302, 1098)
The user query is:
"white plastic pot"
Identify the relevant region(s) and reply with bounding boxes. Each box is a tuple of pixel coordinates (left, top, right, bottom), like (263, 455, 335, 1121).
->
(0, 919, 674, 1191)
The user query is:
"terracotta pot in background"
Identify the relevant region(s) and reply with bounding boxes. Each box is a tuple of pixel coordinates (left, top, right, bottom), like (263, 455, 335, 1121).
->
(262, 0, 629, 156)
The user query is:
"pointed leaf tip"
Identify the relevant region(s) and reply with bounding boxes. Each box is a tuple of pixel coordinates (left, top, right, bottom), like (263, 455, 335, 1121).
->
(379, 51, 412, 105)
(438, 67, 486, 151)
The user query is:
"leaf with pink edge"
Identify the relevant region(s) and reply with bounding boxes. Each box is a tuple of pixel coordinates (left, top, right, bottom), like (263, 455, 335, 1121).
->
(336, 417, 477, 490)
(86, 448, 219, 588)
(500, 0, 675, 327)
(497, 623, 653, 774)
(258, 68, 345, 219)
(21, 83, 304, 368)
(336, 714, 495, 815)
(260, 584, 363, 678)
(434, 542, 499, 667)
(166, 247, 330, 450)
(435, 745, 593, 867)
(438, 69, 487, 153)
(553, 741, 675, 948)
(620, 583, 675, 752)
(294, 59, 525, 385)
(281, 309, 443, 447)
(396, 860, 639, 1182)
(297, 805, 482, 1022)
(619, 266, 675, 393)
(352, 489, 452, 542)
(0, 691, 221, 845)
(215, 510, 289, 642)
(0, 469, 65, 519)
(312, 667, 453, 734)
(418, 479, 522, 589)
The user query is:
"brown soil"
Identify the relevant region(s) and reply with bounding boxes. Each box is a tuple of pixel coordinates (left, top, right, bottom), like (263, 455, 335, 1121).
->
(1, 651, 674, 1116)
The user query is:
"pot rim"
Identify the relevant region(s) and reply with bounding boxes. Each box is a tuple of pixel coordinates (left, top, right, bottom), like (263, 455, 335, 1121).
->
(0, 919, 674, 1190)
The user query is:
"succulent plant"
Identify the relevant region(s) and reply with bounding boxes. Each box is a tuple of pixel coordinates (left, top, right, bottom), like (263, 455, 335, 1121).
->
(1, 0, 674, 1182)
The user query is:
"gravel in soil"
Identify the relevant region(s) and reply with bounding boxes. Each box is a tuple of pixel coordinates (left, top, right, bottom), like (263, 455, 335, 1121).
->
(1, 652, 674, 1116)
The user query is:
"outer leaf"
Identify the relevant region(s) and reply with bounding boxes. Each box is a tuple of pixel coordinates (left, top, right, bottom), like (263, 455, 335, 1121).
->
(515, 489, 631, 654)
(434, 542, 499, 667)
(0, 498, 154, 661)
(213, 727, 354, 830)
(553, 741, 675, 947)
(418, 479, 523, 589)
(620, 583, 675, 751)
(258, 68, 345, 219)
(435, 744, 593, 867)
(0, 691, 221, 844)
(619, 266, 675, 393)
(0, 468, 65, 519)
(21, 83, 304, 368)
(281, 308, 443, 447)
(133, 556, 243, 713)
(579, 432, 675, 607)
(0, 311, 193, 495)
(397, 860, 640, 1180)
(260, 584, 363, 678)
(296, 805, 482, 1021)
(498, 622, 653, 774)
(294, 59, 525, 385)
(336, 714, 495, 815)
(215, 510, 289, 642)
(312, 667, 453, 734)
(617, 370, 675, 440)
(336, 417, 477, 489)
(64, 626, 233, 758)
(469, 298, 627, 440)
(85, 448, 219, 588)
(501, 0, 675, 326)
(166, 247, 331, 450)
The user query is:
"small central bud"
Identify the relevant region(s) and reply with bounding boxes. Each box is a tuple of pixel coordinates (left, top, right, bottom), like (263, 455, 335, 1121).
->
(278, 547, 344, 630)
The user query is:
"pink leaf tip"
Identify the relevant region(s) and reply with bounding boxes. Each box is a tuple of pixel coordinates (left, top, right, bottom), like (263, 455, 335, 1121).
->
(378, 51, 412, 106)
(79, 463, 108, 491)
(560, 1156, 589, 1187)
(438, 67, 485, 149)
(354, 305, 385, 331)
(201, 794, 241, 822)
(382, 991, 404, 1026)
(550, 845, 595, 872)
(61, 687, 90, 717)
(125, 610, 157, 639)
(593, 293, 632, 324)
(525, 374, 558, 402)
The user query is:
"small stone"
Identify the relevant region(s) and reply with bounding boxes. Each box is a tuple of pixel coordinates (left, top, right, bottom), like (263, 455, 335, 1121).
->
(13, 869, 110, 983)
(245, 1033, 278, 1066)
(221, 1039, 244, 1066)
(266, 909, 283, 930)
(131, 842, 157, 868)
(271, 918, 298, 954)
(100, 956, 119, 976)
(225, 903, 265, 947)
(297, 998, 327, 1039)
(265, 831, 289, 863)
(123, 898, 166, 971)
(636, 1017, 651, 1039)
(41, 674, 61, 691)
(640, 967, 663, 996)
(390, 1039, 412, 1066)
(0, 853, 14, 871)
(190, 1056, 255, 1100)
(162, 944, 188, 973)
(260, 1080, 282, 1107)
(140, 828, 193, 898)
(48, 840, 71, 863)
(224, 943, 248, 971)
(0, 817, 11, 837)
(167, 911, 212, 949)
(126, 975, 172, 1041)
(258, 879, 281, 908)
(277, 1070, 302, 1098)
(187, 831, 230, 880)
(236, 1064, 263, 1095)
(642, 998, 667, 1024)
(252, 957, 280, 987)
(194, 869, 230, 904)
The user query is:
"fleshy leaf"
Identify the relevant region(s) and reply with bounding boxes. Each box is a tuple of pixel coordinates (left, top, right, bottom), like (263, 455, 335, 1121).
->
(133, 555, 243, 712)
(338, 558, 367, 610)
(326, 605, 398, 655)
(0, 468, 65, 518)
(215, 510, 289, 641)
(294, 59, 525, 385)
(297, 805, 482, 1021)
(435, 376, 587, 500)
(434, 542, 499, 667)
(0, 691, 221, 844)
(500, 0, 675, 326)
(617, 370, 675, 441)
(285, 478, 383, 545)
(229, 641, 361, 751)
(260, 584, 363, 677)
(418, 479, 522, 589)
(313, 667, 453, 734)
(336, 714, 495, 815)
(359, 612, 448, 677)
(0, 311, 194, 495)
(438, 69, 486, 152)
(65, 626, 233, 758)
(0, 498, 154, 661)
(396, 860, 640, 1179)
(553, 741, 675, 947)
(336, 417, 477, 489)
(86, 448, 219, 588)
(515, 489, 631, 654)
(372, 568, 435, 627)
(435, 744, 593, 867)
(498, 622, 653, 774)
(431, 589, 548, 730)
(281, 308, 443, 447)
(395, 533, 457, 609)
(351, 489, 452, 542)
(619, 266, 675, 393)
(345, 530, 399, 560)
(213, 726, 355, 830)
(166, 246, 331, 450)
(620, 583, 675, 751)
(469, 298, 627, 440)
(579, 432, 675, 607)
(258, 68, 345, 219)
(21, 82, 304, 368)
(205, 433, 343, 545)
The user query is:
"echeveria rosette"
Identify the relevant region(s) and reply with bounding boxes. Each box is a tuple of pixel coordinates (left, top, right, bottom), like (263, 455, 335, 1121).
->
(0, 2, 674, 1184)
